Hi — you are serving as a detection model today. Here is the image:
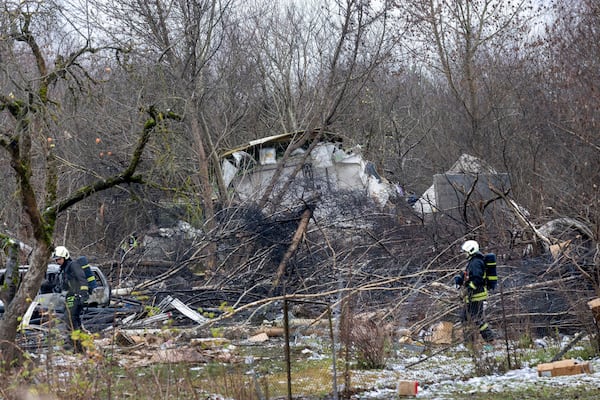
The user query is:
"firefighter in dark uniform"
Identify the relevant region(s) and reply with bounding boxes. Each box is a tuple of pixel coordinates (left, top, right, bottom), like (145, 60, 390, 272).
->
(53, 246, 89, 352)
(454, 240, 495, 345)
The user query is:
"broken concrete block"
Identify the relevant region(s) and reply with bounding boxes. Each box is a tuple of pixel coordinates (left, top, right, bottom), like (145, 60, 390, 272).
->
(537, 359, 592, 377)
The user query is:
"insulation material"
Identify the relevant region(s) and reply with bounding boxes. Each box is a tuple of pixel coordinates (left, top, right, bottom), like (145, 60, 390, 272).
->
(221, 137, 392, 209)
(259, 147, 276, 165)
(221, 158, 238, 188)
(367, 175, 389, 208)
(310, 142, 336, 168)
(413, 185, 437, 215)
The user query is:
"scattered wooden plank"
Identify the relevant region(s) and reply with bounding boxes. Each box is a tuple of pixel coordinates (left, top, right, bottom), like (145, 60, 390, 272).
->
(18, 301, 39, 330)
(429, 321, 454, 345)
(537, 359, 592, 377)
(167, 296, 208, 324)
(587, 298, 600, 321)
(191, 337, 231, 349)
(115, 330, 136, 347)
(248, 332, 269, 343)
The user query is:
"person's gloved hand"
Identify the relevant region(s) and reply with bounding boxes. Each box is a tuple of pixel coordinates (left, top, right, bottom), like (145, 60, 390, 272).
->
(454, 275, 463, 289)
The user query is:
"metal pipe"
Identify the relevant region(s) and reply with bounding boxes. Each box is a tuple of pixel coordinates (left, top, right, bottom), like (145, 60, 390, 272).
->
(328, 305, 339, 400)
(283, 297, 292, 400)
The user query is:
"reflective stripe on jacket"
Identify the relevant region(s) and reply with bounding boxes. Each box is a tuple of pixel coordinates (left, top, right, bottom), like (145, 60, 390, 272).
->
(61, 258, 90, 297)
(463, 252, 488, 303)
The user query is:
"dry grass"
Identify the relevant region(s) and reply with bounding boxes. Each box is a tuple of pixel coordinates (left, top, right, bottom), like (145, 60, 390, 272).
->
(3, 331, 599, 400)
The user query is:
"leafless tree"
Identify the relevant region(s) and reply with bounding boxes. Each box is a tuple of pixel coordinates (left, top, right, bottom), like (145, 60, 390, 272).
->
(0, 1, 177, 367)
(539, 0, 600, 221)
(399, 0, 541, 156)
(229, 0, 398, 211)
(93, 0, 247, 271)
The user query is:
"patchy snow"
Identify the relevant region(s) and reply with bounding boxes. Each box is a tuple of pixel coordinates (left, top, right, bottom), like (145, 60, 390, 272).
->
(33, 329, 600, 399)
(352, 343, 600, 399)
(234, 330, 600, 399)
(414, 363, 600, 399)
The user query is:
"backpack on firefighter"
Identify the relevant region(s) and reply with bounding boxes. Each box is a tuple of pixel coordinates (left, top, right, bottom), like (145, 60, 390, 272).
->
(483, 253, 498, 290)
(74, 255, 98, 294)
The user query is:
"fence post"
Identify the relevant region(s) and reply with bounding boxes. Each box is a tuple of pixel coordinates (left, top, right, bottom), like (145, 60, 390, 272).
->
(283, 297, 292, 400)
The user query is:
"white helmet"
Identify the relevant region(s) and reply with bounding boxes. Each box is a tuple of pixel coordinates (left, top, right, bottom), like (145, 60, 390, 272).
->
(53, 245, 70, 260)
(461, 240, 479, 257)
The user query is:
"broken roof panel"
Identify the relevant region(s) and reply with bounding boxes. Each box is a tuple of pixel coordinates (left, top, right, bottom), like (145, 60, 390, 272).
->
(220, 130, 341, 159)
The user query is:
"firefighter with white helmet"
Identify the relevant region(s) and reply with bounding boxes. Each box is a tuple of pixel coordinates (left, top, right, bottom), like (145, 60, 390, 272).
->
(454, 240, 495, 346)
(461, 240, 479, 257)
(52, 245, 89, 352)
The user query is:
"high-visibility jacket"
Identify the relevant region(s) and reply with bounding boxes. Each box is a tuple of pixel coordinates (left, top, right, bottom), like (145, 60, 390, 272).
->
(60, 258, 89, 298)
(463, 252, 487, 303)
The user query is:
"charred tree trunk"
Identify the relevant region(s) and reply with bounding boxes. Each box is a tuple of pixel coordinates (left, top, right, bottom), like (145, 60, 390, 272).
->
(272, 205, 314, 288)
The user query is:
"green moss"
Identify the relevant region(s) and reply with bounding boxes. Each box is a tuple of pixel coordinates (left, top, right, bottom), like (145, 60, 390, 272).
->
(144, 118, 156, 130)
(461, 386, 600, 400)
(144, 305, 160, 316)
(38, 85, 48, 103)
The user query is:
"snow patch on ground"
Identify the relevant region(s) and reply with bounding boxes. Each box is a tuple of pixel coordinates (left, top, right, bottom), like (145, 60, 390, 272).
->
(353, 345, 600, 399)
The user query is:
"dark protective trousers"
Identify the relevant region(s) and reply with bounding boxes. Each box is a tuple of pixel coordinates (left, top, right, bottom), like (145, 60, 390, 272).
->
(63, 293, 88, 352)
(462, 300, 494, 343)
(64, 294, 85, 330)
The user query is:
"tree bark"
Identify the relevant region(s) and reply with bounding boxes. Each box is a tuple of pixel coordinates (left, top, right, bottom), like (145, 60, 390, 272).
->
(190, 114, 217, 273)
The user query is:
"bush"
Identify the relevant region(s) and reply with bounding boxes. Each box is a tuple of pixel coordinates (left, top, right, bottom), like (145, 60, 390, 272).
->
(346, 316, 392, 369)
